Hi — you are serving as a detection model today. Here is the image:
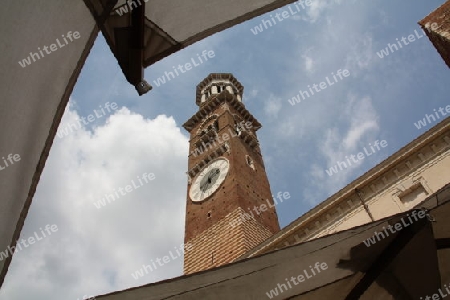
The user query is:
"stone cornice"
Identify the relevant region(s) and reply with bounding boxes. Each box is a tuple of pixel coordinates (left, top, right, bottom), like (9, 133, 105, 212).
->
(186, 143, 230, 180)
(183, 91, 261, 132)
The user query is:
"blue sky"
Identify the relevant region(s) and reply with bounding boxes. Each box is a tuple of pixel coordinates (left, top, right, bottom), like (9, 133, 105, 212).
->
(1, 0, 449, 299)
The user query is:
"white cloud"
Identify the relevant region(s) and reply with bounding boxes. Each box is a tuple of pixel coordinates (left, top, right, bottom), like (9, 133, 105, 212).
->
(345, 34, 374, 71)
(264, 94, 282, 118)
(321, 95, 379, 166)
(243, 89, 259, 103)
(305, 0, 343, 23)
(302, 54, 315, 73)
(342, 96, 379, 150)
(250, 89, 259, 98)
(0, 104, 189, 299)
(303, 95, 380, 200)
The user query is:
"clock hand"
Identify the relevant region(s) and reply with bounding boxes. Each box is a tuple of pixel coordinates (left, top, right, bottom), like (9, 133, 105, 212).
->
(207, 169, 219, 182)
(211, 171, 220, 182)
(200, 179, 208, 191)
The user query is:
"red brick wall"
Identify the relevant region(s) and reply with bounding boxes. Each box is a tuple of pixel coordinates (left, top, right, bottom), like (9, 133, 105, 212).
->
(419, 1, 450, 68)
(184, 208, 273, 274)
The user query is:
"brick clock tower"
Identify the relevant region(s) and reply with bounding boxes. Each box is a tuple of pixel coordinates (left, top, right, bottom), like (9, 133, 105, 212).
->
(182, 73, 280, 275)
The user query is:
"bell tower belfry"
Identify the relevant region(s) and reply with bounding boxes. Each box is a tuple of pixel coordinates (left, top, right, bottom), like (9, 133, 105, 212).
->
(182, 73, 280, 275)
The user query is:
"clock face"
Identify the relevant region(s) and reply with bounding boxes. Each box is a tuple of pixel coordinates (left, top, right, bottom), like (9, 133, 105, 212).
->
(189, 158, 229, 202)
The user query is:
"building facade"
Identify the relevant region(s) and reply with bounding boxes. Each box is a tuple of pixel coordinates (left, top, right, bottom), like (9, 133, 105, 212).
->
(182, 73, 280, 274)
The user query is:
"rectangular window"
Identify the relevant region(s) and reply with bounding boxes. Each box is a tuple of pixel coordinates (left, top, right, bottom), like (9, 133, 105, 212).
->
(398, 183, 428, 207)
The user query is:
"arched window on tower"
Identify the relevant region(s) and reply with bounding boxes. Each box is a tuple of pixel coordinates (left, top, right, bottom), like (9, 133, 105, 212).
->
(246, 155, 255, 171)
(233, 115, 244, 135)
(213, 120, 219, 131)
(204, 88, 211, 99)
(236, 125, 242, 136)
(216, 83, 228, 94)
